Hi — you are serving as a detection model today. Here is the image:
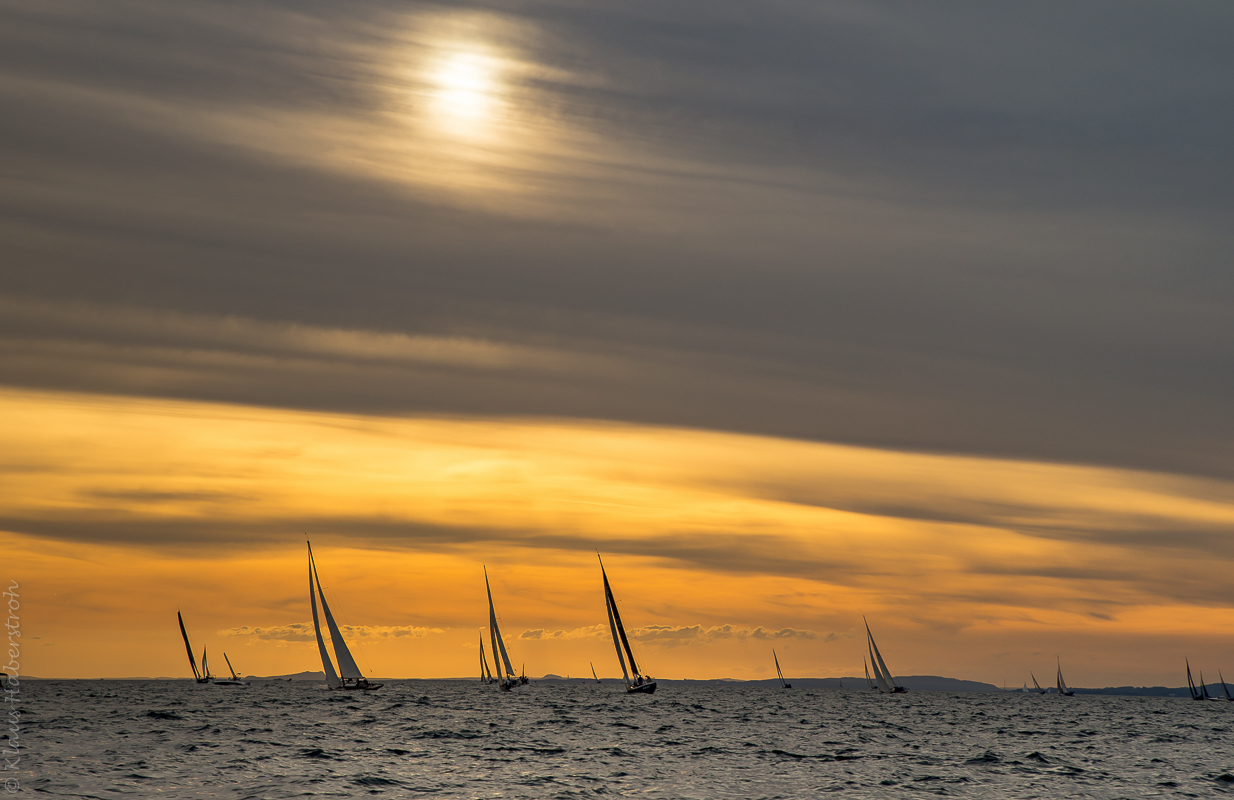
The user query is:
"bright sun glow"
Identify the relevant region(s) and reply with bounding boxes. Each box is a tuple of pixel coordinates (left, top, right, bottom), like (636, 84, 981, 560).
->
(427, 50, 503, 136)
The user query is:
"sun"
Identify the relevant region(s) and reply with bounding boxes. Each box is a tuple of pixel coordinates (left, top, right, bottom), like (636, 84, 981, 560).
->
(426, 50, 503, 136)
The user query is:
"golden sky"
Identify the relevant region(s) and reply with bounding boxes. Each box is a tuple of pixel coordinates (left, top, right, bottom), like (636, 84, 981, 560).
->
(2, 3, 1232, 690)
(5, 387, 1232, 685)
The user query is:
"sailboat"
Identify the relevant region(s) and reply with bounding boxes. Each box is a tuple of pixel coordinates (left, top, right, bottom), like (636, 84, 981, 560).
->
(212, 653, 247, 686)
(479, 632, 496, 684)
(308, 541, 381, 691)
(863, 658, 877, 691)
(773, 649, 791, 689)
(1056, 659, 1074, 696)
(1219, 671, 1233, 702)
(1186, 658, 1204, 700)
(1031, 672, 1046, 694)
(591, 662, 601, 684)
(484, 566, 522, 691)
(864, 618, 907, 693)
(177, 612, 211, 684)
(599, 555, 656, 694)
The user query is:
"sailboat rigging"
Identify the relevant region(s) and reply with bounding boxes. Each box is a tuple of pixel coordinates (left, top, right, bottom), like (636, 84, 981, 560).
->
(1055, 658, 1074, 696)
(212, 653, 247, 686)
(307, 541, 381, 691)
(864, 618, 907, 694)
(599, 555, 656, 694)
(1031, 672, 1045, 694)
(485, 566, 522, 691)
(773, 649, 791, 689)
(177, 611, 210, 684)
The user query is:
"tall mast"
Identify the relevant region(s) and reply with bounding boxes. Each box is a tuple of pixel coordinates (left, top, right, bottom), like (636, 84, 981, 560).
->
(177, 612, 201, 681)
(484, 567, 516, 680)
(224, 653, 239, 681)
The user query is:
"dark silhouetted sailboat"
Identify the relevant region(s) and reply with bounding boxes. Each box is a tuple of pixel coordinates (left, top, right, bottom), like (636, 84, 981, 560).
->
(1056, 659, 1074, 696)
(308, 541, 381, 690)
(1031, 672, 1046, 694)
(773, 649, 791, 689)
(177, 612, 210, 684)
(485, 566, 521, 691)
(599, 555, 656, 694)
(865, 618, 906, 693)
(864, 658, 877, 691)
(591, 662, 601, 683)
(212, 653, 247, 686)
(479, 631, 495, 684)
(1187, 658, 1204, 700)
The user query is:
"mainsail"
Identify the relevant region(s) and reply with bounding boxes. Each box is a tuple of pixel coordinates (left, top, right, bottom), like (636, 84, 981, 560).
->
(479, 632, 495, 683)
(865, 618, 902, 693)
(201, 647, 211, 681)
(1031, 672, 1045, 694)
(864, 658, 876, 690)
(309, 543, 343, 689)
(224, 653, 240, 681)
(484, 567, 518, 687)
(601, 560, 640, 675)
(773, 649, 790, 689)
(591, 662, 600, 683)
(310, 547, 364, 680)
(177, 611, 205, 682)
(1221, 671, 1233, 702)
(1056, 659, 1073, 696)
(599, 555, 655, 693)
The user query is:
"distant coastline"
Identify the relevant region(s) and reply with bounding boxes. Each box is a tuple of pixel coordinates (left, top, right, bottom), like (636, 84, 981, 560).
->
(17, 673, 1214, 696)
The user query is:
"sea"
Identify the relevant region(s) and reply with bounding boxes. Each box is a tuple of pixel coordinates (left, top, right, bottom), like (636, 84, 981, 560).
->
(17, 679, 1234, 798)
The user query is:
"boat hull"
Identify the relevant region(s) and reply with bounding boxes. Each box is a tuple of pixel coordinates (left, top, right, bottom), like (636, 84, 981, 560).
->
(627, 681, 657, 694)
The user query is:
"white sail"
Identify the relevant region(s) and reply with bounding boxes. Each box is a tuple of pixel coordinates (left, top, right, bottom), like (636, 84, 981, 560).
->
(311, 556, 364, 680)
(484, 567, 516, 680)
(865, 619, 897, 692)
(308, 543, 343, 689)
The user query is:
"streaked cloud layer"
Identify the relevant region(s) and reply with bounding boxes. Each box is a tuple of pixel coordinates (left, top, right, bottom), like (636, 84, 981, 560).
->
(1, 1, 1232, 682)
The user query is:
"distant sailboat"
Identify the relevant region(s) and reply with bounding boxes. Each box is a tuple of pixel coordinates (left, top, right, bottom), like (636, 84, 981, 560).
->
(479, 632, 496, 684)
(1220, 670, 1233, 702)
(864, 618, 907, 694)
(1187, 658, 1204, 701)
(773, 649, 791, 689)
(485, 566, 521, 691)
(864, 658, 877, 691)
(308, 541, 381, 691)
(212, 653, 247, 686)
(1056, 659, 1074, 696)
(599, 555, 656, 694)
(177, 612, 210, 684)
(1031, 672, 1046, 694)
(591, 662, 601, 684)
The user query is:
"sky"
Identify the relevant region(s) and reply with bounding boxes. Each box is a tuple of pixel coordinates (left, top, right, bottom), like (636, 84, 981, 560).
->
(2, 0, 1232, 684)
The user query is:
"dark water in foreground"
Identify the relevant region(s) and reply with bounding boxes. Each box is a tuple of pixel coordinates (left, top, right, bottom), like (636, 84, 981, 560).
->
(20, 680, 1234, 798)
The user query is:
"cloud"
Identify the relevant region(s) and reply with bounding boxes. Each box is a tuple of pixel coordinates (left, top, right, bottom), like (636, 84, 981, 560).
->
(220, 623, 442, 641)
(629, 624, 824, 648)
(0, 0, 1231, 483)
(519, 625, 606, 640)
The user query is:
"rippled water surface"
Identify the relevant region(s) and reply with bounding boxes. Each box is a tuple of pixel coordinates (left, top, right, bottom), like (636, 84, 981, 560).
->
(22, 680, 1234, 797)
